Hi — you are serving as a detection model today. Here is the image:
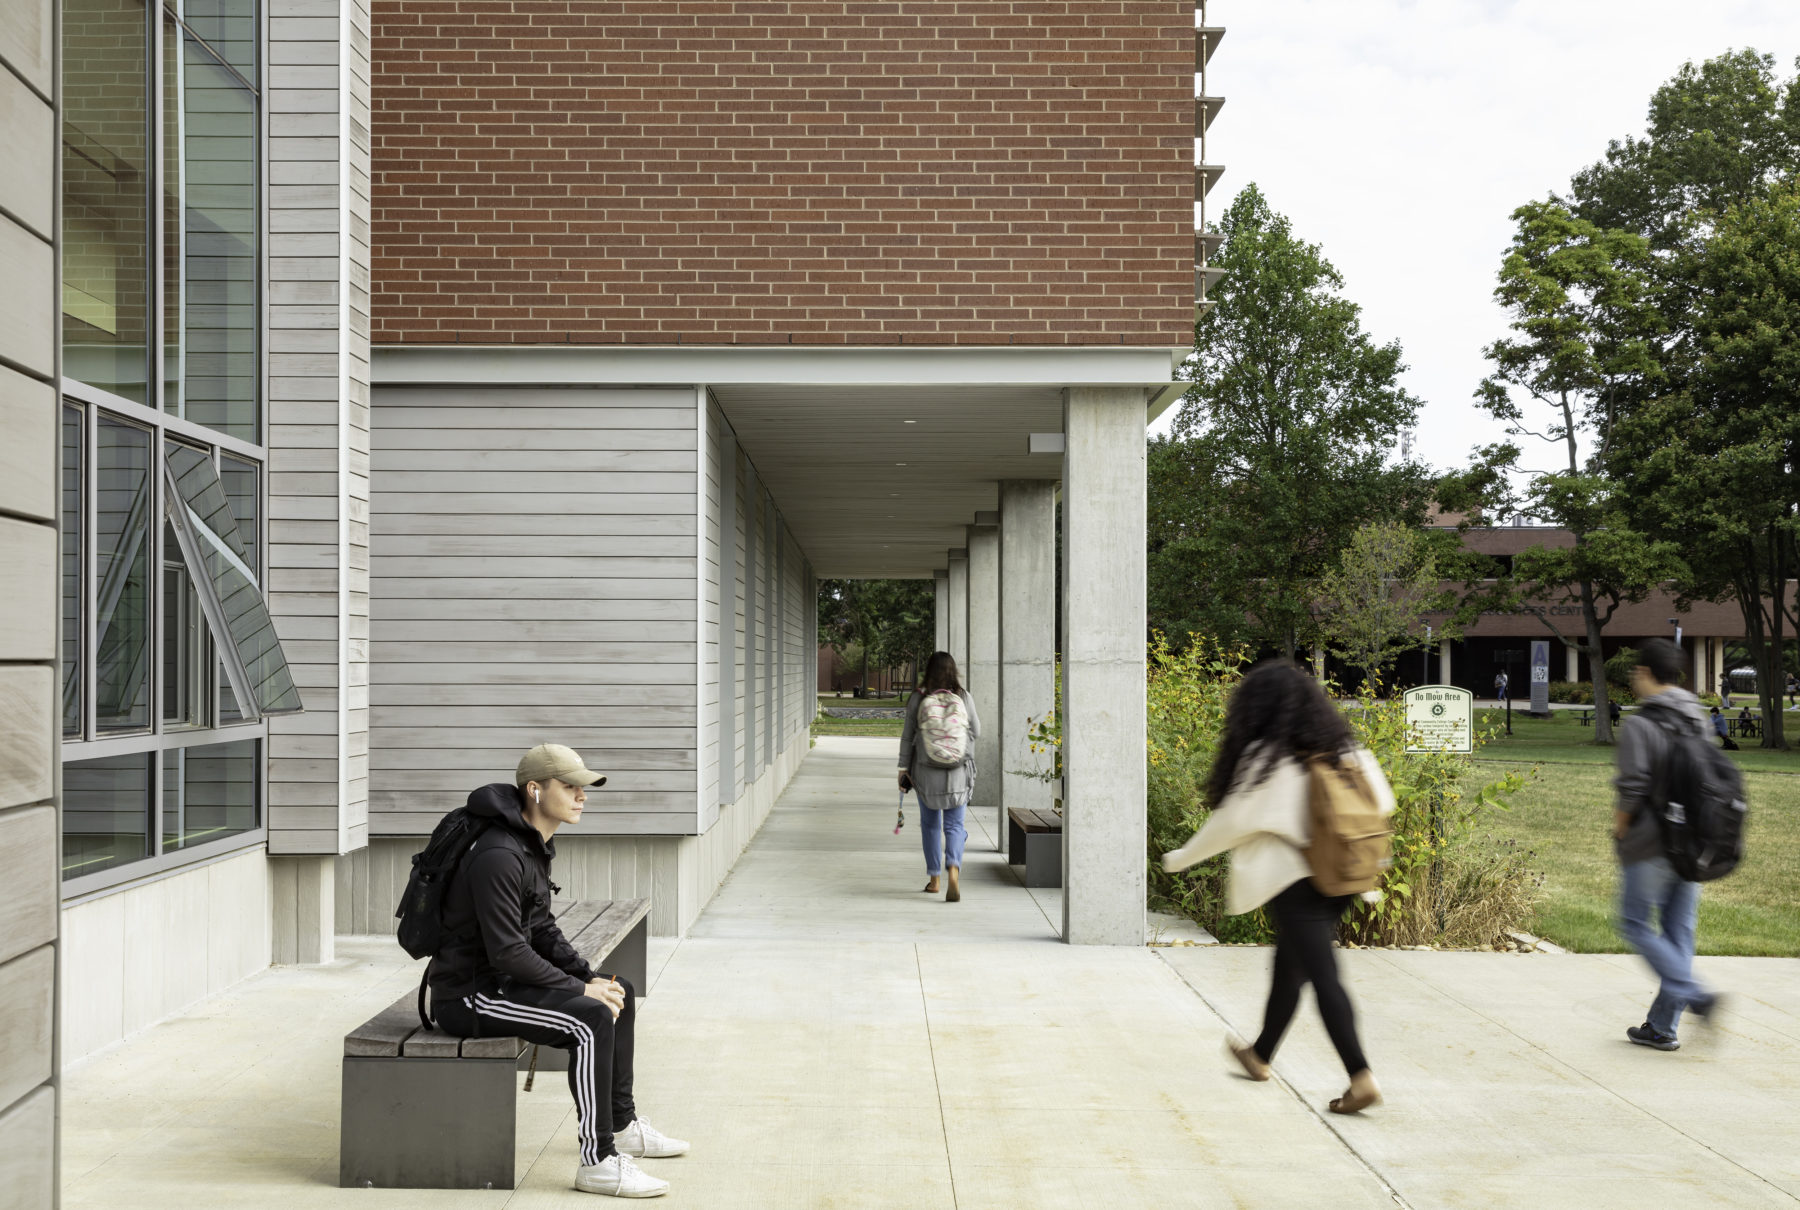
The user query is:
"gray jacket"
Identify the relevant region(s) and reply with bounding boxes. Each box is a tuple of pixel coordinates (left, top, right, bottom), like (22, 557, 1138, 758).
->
(898, 690, 981, 811)
(1613, 687, 1708, 865)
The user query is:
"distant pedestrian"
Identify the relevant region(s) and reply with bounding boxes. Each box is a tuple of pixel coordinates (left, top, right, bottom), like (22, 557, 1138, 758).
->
(898, 651, 980, 903)
(1613, 640, 1723, 1051)
(1709, 706, 1739, 751)
(1162, 660, 1396, 1115)
(1494, 670, 1509, 703)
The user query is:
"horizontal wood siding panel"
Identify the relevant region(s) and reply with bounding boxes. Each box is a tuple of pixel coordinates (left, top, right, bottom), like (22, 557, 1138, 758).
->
(369, 386, 700, 838)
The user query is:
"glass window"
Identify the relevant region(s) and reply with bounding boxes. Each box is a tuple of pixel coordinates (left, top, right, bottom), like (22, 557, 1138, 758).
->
(165, 443, 302, 716)
(95, 416, 154, 732)
(180, 0, 256, 80)
(162, 516, 210, 729)
(163, 737, 258, 852)
(177, 31, 258, 440)
(61, 0, 152, 403)
(219, 453, 257, 572)
(63, 752, 154, 878)
(62, 406, 84, 737)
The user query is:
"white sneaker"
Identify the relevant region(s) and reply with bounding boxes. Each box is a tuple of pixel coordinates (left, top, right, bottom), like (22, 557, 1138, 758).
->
(614, 1116, 691, 1158)
(574, 1153, 669, 1198)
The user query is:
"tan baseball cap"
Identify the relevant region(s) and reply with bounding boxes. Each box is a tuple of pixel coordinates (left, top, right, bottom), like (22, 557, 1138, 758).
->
(515, 743, 607, 788)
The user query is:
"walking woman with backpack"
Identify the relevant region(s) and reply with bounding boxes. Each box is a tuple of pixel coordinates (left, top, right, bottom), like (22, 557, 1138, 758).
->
(898, 651, 980, 902)
(1162, 660, 1396, 1115)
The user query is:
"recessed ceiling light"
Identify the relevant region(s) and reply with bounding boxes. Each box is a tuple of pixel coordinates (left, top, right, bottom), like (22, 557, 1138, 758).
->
(903, 419, 917, 424)
(889, 493, 900, 497)
(895, 462, 907, 467)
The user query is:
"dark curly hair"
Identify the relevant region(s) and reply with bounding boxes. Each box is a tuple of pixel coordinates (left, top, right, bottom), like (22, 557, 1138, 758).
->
(1204, 659, 1354, 808)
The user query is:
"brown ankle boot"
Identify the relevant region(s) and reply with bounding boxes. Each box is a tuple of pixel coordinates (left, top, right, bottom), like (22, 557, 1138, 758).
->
(946, 866, 961, 902)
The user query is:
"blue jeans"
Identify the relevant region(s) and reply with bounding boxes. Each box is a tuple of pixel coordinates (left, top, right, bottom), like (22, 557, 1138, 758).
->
(1617, 856, 1708, 1036)
(921, 805, 967, 877)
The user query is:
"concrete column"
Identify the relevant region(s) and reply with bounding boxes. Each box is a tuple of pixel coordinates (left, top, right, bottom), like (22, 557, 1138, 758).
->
(1000, 481, 1058, 839)
(1060, 387, 1147, 946)
(1440, 638, 1453, 686)
(934, 570, 950, 654)
(1566, 643, 1580, 683)
(967, 517, 1001, 808)
(271, 856, 337, 964)
(947, 549, 969, 676)
(1692, 639, 1706, 695)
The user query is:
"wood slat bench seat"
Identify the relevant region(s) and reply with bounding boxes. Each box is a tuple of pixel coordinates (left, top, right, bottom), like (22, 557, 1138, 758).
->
(340, 897, 650, 1190)
(1006, 807, 1063, 888)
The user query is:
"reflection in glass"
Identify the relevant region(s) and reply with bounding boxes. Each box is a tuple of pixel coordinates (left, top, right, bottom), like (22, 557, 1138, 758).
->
(62, 406, 84, 737)
(62, 0, 151, 402)
(219, 454, 257, 572)
(180, 33, 258, 440)
(181, 0, 257, 79)
(96, 417, 153, 731)
(165, 444, 302, 716)
(163, 517, 209, 728)
(163, 738, 258, 851)
(62, 752, 152, 878)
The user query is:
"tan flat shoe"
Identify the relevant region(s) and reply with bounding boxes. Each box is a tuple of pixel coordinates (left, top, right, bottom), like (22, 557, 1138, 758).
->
(1227, 1038, 1271, 1082)
(1329, 1070, 1381, 1114)
(946, 867, 961, 903)
(923, 876, 940, 894)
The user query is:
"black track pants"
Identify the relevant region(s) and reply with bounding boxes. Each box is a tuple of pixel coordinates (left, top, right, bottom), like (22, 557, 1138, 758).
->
(1252, 881, 1369, 1077)
(435, 978, 637, 1166)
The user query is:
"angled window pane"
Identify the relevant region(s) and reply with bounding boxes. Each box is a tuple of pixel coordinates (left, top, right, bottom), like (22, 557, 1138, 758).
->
(163, 738, 258, 852)
(219, 453, 257, 571)
(62, 405, 84, 737)
(96, 417, 153, 732)
(164, 444, 302, 716)
(162, 517, 210, 729)
(63, 751, 152, 878)
(180, 0, 256, 80)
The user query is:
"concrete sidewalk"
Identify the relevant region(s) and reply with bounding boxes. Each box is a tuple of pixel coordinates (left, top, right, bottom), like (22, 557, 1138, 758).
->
(62, 737, 1800, 1207)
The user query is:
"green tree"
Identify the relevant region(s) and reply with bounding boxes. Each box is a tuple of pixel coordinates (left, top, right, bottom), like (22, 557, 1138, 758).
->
(1155, 184, 1433, 658)
(815, 578, 937, 691)
(1316, 521, 1452, 689)
(1476, 199, 1681, 743)
(1613, 182, 1800, 746)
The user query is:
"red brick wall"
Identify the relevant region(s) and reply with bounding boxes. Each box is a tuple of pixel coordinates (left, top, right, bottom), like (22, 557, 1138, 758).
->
(370, 1, 1194, 345)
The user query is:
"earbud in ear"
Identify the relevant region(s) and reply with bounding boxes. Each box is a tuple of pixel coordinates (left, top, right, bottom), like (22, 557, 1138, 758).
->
(533, 788, 541, 804)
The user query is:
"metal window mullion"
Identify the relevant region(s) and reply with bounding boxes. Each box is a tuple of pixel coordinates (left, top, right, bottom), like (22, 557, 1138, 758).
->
(151, 432, 165, 740)
(83, 403, 97, 740)
(163, 462, 262, 723)
(61, 379, 267, 463)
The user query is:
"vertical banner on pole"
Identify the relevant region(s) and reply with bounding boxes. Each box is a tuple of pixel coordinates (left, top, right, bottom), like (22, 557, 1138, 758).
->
(1529, 639, 1551, 716)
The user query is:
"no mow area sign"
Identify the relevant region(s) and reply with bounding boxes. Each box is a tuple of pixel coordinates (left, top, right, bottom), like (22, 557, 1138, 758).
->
(1403, 685, 1475, 754)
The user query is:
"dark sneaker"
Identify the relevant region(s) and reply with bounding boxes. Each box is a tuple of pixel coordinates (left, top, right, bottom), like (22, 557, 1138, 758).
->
(1626, 1023, 1680, 1051)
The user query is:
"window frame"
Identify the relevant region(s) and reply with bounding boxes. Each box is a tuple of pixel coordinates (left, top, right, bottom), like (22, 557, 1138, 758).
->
(59, 0, 276, 896)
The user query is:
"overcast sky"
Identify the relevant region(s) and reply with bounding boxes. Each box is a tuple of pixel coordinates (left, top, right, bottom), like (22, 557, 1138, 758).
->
(1158, 0, 1797, 475)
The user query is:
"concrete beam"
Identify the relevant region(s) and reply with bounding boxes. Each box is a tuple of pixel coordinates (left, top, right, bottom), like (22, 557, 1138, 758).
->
(947, 549, 969, 678)
(999, 481, 1058, 841)
(1060, 387, 1146, 946)
(967, 522, 1001, 808)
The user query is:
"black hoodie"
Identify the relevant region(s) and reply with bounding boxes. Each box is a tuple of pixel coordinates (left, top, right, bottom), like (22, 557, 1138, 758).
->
(425, 782, 595, 1002)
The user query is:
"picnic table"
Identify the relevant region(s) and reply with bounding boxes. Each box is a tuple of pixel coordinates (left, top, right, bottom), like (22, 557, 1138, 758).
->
(1729, 711, 1761, 739)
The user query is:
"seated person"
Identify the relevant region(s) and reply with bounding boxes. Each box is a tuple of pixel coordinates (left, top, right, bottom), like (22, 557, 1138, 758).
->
(1710, 705, 1739, 751)
(429, 743, 687, 1199)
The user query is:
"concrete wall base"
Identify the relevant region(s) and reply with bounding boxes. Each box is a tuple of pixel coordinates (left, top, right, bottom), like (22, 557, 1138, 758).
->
(59, 847, 272, 1065)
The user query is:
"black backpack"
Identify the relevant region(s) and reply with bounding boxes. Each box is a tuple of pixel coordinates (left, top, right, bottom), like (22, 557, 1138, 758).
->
(395, 806, 493, 959)
(1648, 713, 1748, 883)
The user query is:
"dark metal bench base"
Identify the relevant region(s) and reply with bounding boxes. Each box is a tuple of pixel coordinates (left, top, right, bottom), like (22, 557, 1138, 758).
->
(340, 1056, 516, 1189)
(1007, 808, 1063, 888)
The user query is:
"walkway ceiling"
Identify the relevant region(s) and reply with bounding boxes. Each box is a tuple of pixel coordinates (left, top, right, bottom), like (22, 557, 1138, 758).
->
(373, 345, 1185, 581)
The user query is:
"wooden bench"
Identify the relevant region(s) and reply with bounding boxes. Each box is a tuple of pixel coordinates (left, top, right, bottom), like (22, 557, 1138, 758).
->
(1006, 807, 1063, 887)
(339, 897, 650, 1190)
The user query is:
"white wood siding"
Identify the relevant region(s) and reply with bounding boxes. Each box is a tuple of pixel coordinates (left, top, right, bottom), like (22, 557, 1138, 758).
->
(367, 386, 700, 836)
(265, 0, 372, 855)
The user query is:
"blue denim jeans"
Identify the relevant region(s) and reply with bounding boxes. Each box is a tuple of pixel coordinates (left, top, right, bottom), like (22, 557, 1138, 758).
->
(920, 805, 967, 877)
(1617, 856, 1708, 1036)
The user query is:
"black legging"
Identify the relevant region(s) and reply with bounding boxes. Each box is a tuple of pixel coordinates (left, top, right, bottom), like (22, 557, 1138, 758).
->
(1252, 880, 1369, 1077)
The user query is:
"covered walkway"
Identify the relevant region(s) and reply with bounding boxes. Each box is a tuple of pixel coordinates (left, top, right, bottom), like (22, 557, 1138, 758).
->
(61, 738, 1800, 1208)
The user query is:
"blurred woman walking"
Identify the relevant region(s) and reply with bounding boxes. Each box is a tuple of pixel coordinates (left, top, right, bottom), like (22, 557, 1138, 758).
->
(898, 651, 980, 902)
(1163, 660, 1395, 1114)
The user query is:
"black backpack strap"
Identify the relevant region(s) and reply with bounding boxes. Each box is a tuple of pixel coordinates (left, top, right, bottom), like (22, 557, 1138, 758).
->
(417, 969, 432, 1033)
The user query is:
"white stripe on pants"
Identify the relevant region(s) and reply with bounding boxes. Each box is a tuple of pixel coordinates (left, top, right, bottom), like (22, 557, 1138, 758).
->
(469, 993, 605, 1165)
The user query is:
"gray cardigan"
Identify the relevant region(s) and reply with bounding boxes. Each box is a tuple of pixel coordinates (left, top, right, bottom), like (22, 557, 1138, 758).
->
(898, 690, 981, 811)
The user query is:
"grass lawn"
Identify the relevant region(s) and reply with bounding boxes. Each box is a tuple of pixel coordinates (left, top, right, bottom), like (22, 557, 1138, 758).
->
(1468, 711, 1800, 956)
(812, 694, 906, 738)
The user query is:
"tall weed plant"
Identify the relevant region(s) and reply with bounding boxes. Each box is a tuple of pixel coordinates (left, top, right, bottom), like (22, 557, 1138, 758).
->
(1145, 637, 1542, 948)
